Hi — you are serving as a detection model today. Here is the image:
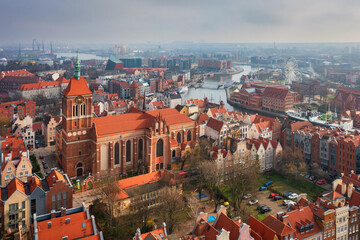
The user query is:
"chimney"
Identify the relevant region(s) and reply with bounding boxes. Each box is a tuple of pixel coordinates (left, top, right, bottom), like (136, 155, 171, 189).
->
(276, 211, 285, 220)
(341, 182, 346, 195)
(282, 215, 290, 225)
(50, 209, 56, 219)
(134, 228, 142, 240)
(162, 222, 168, 237)
(348, 183, 354, 198)
(60, 207, 66, 217)
(47, 221, 52, 229)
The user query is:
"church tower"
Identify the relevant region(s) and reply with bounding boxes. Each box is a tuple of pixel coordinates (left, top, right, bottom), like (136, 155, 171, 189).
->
(59, 54, 93, 177)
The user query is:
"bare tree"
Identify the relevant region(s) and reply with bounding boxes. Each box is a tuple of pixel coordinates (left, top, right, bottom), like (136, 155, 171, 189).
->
(278, 148, 307, 177)
(158, 187, 185, 234)
(97, 177, 120, 222)
(226, 154, 259, 216)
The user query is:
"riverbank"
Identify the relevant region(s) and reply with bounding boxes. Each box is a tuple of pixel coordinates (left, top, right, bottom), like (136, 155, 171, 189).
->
(225, 88, 287, 119)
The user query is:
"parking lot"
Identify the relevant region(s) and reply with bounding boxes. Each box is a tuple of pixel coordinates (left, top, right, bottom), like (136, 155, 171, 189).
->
(31, 146, 61, 176)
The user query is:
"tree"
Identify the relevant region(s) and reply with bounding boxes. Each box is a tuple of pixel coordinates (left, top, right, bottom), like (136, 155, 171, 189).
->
(226, 153, 259, 216)
(278, 148, 307, 177)
(158, 187, 185, 234)
(196, 160, 224, 212)
(0, 116, 10, 137)
(97, 177, 120, 222)
(309, 163, 328, 183)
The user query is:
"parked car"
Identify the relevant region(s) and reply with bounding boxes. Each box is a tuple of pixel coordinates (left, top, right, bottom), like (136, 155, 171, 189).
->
(264, 180, 273, 186)
(273, 196, 283, 201)
(39, 155, 44, 159)
(259, 186, 267, 191)
(248, 199, 258, 205)
(309, 176, 315, 181)
(269, 193, 279, 198)
(257, 204, 266, 210)
(284, 191, 293, 198)
(300, 172, 306, 177)
(283, 200, 295, 206)
(288, 193, 299, 199)
(258, 205, 271, 213)
(42, 161, 48, 169)
(317, 178, 326, 185)
(244, 194, 252, 199)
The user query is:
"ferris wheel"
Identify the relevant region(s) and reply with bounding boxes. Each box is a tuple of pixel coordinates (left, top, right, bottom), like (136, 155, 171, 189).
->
(284, 57, 300, 85)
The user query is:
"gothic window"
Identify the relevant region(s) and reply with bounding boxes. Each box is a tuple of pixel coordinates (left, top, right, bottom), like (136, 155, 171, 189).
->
(187, 130, 192, 141)
(138, 139, 143, 159)
(176, 132, 181, 143)
(80, 103, 86, 116)
(72, 104, 78, 117)
(156, 139, 164, 157)
(114, 142, 120, 165)
(126, 140, 131, 162)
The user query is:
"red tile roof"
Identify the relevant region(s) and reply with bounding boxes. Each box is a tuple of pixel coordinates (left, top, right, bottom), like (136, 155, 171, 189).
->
(7, 177, 26, 197)
(62, 76, 92, 96)
(323, 191, 344, 201)
(37, 211, 100, 240)
(19, 78, 70, 91)
(0, 69, 33, 78)
(248, 216, 277, 240)
(32, 122, 42, 131)
(140, 228, 166, 239)
(263, 87, 290, 100)
(262, 215, 295, 238)
(206, 118, 224, 132)
(46, 169, 66, 188)
(0, 135, 27, 160)
(196, 113, 210, 125)
(214, 212, 241, 240)
(286, 206, 322, 239)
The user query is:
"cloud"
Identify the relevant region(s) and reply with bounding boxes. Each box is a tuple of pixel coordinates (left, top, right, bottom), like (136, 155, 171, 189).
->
(0, 0, 360, 44)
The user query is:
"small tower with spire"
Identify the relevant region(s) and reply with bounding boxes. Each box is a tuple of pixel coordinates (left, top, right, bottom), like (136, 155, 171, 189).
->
(75, 51, 81, 80)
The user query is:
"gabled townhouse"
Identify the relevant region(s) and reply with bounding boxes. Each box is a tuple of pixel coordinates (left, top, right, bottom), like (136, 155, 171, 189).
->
(245, 114, 281, 141)
(196, 113, 209, 137)
(0, 169, 73, 234)
(261, 215, 295, 240)
(205, 118, 227, 146)
(248, 121, 273, 140)
(233, 140, 250, 165)
(182, 205, 253, 240)
(248, 216, 279, 240)
(211, 147, 233, 181)
(42, 115, 61, 146)
(11, 115, 35, 149)
(247, 139, 266, 172)
(1, 154, 32, 185)
(134, 223, 168, 240)
(276, 206, 323, 240)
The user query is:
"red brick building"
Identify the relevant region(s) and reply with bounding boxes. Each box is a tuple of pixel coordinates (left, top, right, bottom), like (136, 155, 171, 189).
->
(57, 74, 198, 179)
(0, 99, 36, 120)
(45, 169, 73, 212)
(332, 87, 360, 112)
(262, 87, 295, 113)
(198, 59, 232, 70)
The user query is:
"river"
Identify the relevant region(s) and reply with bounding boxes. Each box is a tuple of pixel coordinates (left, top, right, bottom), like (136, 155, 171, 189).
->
(55, 52, 105, 60)
(182, 65, 253, 111)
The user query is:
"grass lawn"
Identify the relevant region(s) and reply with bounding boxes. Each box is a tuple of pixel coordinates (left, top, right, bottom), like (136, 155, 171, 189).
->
(247, 205, 267, 221)
(261, 172, 326, 201)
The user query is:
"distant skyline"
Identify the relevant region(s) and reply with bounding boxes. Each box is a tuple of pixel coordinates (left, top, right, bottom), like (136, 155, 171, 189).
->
(1, 0, 360, 45)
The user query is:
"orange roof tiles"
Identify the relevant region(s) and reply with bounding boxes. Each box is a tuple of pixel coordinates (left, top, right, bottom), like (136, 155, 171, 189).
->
(62, 76, 92, 96)
(286, 206, 322, 239)
(140, 228, 166, 239)
(0, 135, 27, 160)
(206, 118, 224, 132)
(46, 169, 66, 188)
(0, 69, 33, 78)
(248, 216, 277, 240)
(28, 175, 43, 193)
(19, 78, 70, 91)
(262, 215, 295, 238)
(196, 113, 209, 125)
(214, 212, 241, 240)
(37, 211, 100, 240)
(323, 191, 345, 201)
(7, 177, 26, 197)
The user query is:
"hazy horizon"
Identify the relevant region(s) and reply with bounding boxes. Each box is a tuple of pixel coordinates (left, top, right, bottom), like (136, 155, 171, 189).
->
(1, 0, 360, 45)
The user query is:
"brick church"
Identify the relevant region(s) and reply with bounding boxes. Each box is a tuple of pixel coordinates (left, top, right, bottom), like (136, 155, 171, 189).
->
(56, 57, 198, 179)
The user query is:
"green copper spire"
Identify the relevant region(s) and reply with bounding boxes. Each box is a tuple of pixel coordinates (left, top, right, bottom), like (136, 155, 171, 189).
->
(75, 50, 81, 80)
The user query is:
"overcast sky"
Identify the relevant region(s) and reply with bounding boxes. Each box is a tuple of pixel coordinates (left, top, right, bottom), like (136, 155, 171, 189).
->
(1, 0, 359, 45)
